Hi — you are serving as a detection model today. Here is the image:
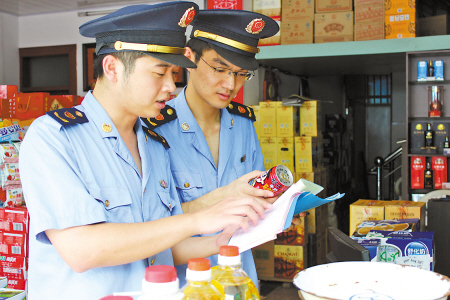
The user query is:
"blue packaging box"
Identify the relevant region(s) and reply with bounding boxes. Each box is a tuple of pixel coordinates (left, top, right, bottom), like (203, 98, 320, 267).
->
(435, 60, 444, 80)
(367, 230, 434, 271)
(353, 238, 379, 261)
(417, 61, 427, 81)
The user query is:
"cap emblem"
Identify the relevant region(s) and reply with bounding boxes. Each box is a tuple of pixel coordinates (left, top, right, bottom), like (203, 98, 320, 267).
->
(246, 18, 265, 34)
(155, 114, 164, 121)
(179, 7, 196, 28)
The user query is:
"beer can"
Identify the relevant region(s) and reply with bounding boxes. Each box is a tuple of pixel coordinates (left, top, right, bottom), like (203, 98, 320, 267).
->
(249, 165, 294, 196)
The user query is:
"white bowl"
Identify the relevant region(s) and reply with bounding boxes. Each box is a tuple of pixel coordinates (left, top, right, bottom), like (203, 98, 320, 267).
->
(293, 262, 450, 300)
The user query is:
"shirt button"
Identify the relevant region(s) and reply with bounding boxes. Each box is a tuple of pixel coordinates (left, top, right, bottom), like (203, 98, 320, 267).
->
(105, 200, 110, 207)
(144, 188, 146, 193)
(184, 183, 190, 188)
(169, 202, 171, 209)
(151, 258, 155, 265)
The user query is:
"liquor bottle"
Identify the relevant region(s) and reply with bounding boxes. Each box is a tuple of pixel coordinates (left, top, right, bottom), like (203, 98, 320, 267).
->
(425, 123, 434, 147)
(424, 162, 434, 189)
(445, 137, 450, 149)
(428, 61, 435, 78)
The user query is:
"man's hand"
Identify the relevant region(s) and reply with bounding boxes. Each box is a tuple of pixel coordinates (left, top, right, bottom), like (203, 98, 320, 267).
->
(191, 196, 272, 236)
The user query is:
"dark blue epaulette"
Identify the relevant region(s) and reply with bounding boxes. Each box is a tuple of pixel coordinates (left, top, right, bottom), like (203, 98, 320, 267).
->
(141, 105, 177, 130)
(46, 108, 89, 126)
(226, 101, 256, 122)
(142, 126, 170, 149)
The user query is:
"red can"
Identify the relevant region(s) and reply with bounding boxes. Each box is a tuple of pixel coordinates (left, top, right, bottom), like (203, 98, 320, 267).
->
(249, 165, 294, 196)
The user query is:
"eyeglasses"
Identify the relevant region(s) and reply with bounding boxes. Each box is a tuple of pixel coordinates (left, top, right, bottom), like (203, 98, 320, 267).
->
(200, 57, 254, 81)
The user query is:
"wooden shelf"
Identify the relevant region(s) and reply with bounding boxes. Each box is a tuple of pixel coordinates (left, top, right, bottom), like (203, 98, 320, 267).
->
(256, 36, 450, 77)
(21, 86, 69, 93)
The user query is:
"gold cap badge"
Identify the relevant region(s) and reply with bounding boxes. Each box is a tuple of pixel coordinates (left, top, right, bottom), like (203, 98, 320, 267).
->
(178, 7, 196, 27)
(246, 18, 265, 34)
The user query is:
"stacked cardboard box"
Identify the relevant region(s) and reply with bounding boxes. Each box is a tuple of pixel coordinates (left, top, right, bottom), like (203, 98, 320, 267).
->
(314, 0, 353, 43)
(280, 0, 314, 45)
(253, 0, 281, 46)
(354, 0, 384, 41)
(384, 0, 416, 39)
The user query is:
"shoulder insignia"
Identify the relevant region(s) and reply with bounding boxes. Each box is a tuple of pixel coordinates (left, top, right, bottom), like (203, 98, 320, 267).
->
(141, 105, 177, 129)
(142, 126, 170, 149)
(46, 108, 88, 126)
(226, 101, 256, 122)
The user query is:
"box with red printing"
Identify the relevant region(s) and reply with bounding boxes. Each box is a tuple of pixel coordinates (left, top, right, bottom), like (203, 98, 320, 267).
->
(2, 266, 26, 280)
(354, 5, 384, 23)
(0, 255, 27, 271)
(6, 278, 26, 290)
(0, 232, 27, 257)
(0, 85, 18, 120)
(0, 208, 29, 234)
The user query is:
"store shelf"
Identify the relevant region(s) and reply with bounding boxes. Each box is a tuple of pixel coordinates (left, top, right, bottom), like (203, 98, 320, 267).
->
(408, 80, 450, 85)
(408, 153, 450, 157)
(408, 116, 450, 121)
(256, 36, 450, 77)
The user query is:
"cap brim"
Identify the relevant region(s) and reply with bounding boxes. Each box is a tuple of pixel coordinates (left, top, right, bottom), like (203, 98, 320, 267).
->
(144, 52, 197, 69)
(209, 43, 259, 71)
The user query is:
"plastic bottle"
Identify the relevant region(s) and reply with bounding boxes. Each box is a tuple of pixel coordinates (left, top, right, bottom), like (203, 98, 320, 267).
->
(211, 246, 260, 300)
(182, 258, 224, 300)
(139, 265, 184, 300)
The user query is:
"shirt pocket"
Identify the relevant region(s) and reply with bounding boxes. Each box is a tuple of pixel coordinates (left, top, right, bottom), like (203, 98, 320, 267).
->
(88, 185, 134, 223)
(157, 190, 178, 219)
(172, 171, 203, 203)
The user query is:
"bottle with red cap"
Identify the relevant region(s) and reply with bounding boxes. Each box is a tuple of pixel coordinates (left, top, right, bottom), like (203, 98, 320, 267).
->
(211, 245, 260, 300)
(139, 265, 184, 300)
(182, 258, 224, 299)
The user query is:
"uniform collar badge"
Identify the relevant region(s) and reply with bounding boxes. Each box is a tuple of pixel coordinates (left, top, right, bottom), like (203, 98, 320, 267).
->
(160, 180, 168, 188)
(178, 7, 196, 28)
(181, 122, 190, 131)
(102, 123, 112, 133)
(246, 18, 265, 34)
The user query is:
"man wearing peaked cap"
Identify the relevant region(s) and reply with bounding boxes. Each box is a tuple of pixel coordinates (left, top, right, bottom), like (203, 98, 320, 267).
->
(19, 3, 272, 299)
(144, 9, 280, 290)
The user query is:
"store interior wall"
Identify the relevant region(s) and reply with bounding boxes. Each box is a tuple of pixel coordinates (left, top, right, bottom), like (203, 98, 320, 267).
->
(0, 12, 19, 86)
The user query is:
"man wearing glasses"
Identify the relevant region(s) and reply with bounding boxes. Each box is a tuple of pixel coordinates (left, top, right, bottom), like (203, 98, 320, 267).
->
(141, 9, 279, 288)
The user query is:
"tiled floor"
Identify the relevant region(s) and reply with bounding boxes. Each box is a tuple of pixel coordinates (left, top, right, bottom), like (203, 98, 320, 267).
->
(260, 280, 300, 300)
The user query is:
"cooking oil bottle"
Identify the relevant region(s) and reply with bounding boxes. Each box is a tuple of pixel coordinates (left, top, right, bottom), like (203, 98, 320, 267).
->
(211, 246, 260, 300)
(139, 265, 184, 300)
(182, 258, 224, 300)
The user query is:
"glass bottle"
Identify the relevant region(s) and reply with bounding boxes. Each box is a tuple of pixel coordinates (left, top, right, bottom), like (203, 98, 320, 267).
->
(424, 162, 434, 189)
(425, 123, 434, 147)
(428, 61, 435, 78)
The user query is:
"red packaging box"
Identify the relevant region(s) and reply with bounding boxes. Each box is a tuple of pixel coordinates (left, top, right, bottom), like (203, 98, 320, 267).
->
(0, 232, 27, 257)
(7, 278, 26, 290)
(0, 85, 18, 120)
(12, 92, 50, 120)
(0, 207, 29, 234)
(432, 156, 447, 189)
(46, 95, 75, 111)
(0, 255, 27, 269)
(410, 156, 425, 189)
(2, 266, 26, 280)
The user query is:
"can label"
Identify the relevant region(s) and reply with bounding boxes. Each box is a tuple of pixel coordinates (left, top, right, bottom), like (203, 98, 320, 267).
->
(249, 165, 293, 196)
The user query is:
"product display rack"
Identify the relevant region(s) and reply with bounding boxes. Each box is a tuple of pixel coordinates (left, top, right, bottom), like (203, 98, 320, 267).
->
(405, 50, 450, 200)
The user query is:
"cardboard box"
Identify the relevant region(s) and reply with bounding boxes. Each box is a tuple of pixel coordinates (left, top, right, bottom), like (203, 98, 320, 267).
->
(253, 0, 281, 17)
(315, 0, 352, 12)
(276, 101, 298, 136)
(315, 12, 353, 43)
(260, 137, 278, 170)
(274, 245, 306, 279)
(6, 279, 26, 291)
(295, 172, 314, 183)
(353, 238, 380, 261)
(276, 137, 295, 174)
(1, 266, 26, 280)
(0, 86, 18, 120)
(252, 240, 274, 278)
(349, 200, 387, 236)
(354, 0, 383, 5)
(0, 288, 26, 299)
(259, 17, 281, 46)
(299, 101, 319, 136)
(0, 232, 27, 257)
(355, 5, 384, 23)
(281, 19, 314, 45)
(432, 156, 447, 190)
(418, 15, 449, 37)
(409, 121, 427, 153)
(385, 0, 415, 15)
(384, 201, 426, 231)
(276, 216, 306, 245)
(417, 61, 427, 81)
(351, 218, 419, 238)
(385, 13, 416, 39)
(370, 231, 434, 271)
(259, 101, 277, 137)
(0, 208, 29, 234)
(281, 0, 314, 21)
(250, 105, 260, 138)
(0, 255, 27, 270)
(306, 207, 316, 233)
(295, 136, 313, 173)
(410, 156, 425, 190)
(354, 22, 384, 41)
(434, 121, 448, 153)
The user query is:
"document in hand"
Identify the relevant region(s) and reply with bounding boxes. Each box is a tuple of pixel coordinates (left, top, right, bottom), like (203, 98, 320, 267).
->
(228, 179, 344, 253)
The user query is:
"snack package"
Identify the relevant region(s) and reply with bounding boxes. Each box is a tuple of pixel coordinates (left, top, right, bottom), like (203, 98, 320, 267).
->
(351, 218, 419, 238)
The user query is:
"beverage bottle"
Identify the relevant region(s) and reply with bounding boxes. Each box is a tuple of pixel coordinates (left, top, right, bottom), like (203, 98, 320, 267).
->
(211, 246, 260, 300)
(139, 265, 184, 300)
(182, 258, 224, 300)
